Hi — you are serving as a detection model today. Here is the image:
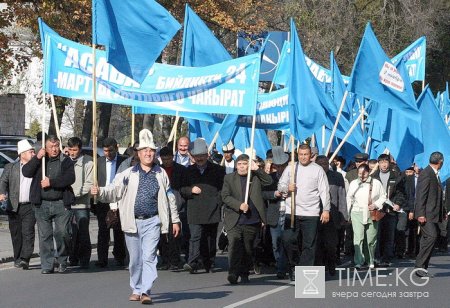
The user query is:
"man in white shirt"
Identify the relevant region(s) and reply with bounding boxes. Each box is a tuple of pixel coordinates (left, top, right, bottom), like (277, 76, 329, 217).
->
(278, 144, 330, 281)
(222, 141, 235, 175)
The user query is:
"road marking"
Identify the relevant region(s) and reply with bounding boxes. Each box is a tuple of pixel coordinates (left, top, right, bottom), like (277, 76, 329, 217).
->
(223, 282, 294, 308)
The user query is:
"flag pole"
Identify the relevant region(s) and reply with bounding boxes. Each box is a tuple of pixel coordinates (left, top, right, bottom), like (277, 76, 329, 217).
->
(208, 131, 220, 153)
(168, 112, 180, 144)
(329, 111, 364, 163)
(321, 125, 326, 154)
(50, 95, 63, 151)
(290, 135, 295, 228)
(41, 94, 46, 181)
(365, 136, 371, 154)
(131, 106, 135, 145)
(244, 113, 257, 205)
(325, 90, 348, 156)
(92, 44, 98, 204)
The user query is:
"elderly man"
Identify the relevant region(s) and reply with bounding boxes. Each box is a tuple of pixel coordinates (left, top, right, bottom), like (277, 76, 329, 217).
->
(222, 141, 236, 174)
(174, 136, 191, 167)
(222, 154, 272, 284)
(22, 135, 75, 274)
(278, 144, 330, 281)
(0, 140, 36, 270)
(181, 138, 225, 273)
(91, 129, 180, 304)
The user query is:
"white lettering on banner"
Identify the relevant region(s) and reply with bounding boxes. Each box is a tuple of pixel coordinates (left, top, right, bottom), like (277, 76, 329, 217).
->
(379, 62, 405, 92)
(190, 89, 245, 107)
(57, 72, 91, 92)
(61, 46, 139, 88)
(257, 94, 289, 111)
(407, 64, 417, 77)
(304, 56, 332, 83)
(155, 75, 223, 90)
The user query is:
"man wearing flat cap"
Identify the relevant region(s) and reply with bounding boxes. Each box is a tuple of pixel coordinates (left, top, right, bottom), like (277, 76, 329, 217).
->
(0, 140, 36, 270)
(181, 138, 225, 273)
(346, 153, 369, 184)
(222, 153, 272, 284)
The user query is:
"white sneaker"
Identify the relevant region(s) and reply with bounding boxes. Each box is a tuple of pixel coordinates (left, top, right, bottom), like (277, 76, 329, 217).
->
(369, 264, 375, 269)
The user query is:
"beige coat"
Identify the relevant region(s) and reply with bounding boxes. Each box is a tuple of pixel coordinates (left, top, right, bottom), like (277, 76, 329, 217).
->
(98, 164, 180, 234)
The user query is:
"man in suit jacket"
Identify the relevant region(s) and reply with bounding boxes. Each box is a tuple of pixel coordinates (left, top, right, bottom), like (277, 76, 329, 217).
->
(222, 154, 273, 284)
(95, 137, 127, 268)
(0, 140, 36, 270)
(414, 152, 447, 277)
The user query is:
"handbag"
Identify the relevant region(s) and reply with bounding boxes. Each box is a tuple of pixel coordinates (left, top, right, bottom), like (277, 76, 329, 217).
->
(106, 209, 120, 230)
(368, 180, 385, 222)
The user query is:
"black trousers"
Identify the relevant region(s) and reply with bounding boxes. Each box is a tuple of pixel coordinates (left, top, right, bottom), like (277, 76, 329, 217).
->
(282, 216, 319, 267)
(415, 221, 439, 269)
(158, 222, 181, 266)
(96, 203, 126, 264)
(227, 224, 259, 275)
(315, 220, 338, 269)
(187, 223, 218, 269)
(8, 203, 36, 262)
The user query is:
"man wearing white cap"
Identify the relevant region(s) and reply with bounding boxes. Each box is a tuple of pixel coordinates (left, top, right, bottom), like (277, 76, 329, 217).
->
(222, 141, 235, 175)
(0, 140, 36, 270)
(91, 129, 180, 305)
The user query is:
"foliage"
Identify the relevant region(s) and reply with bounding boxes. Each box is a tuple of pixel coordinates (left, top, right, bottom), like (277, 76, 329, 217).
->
(26, 118, 41, 137)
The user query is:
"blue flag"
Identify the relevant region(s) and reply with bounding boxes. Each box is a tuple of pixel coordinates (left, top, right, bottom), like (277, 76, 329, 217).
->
(92, 0, 181, 83)
(330, 51, 351, 119)
(181, 5, 231, 66)
(415, 86, 450, 181)
(347, 23, 421, 121)
(38, 18, 59, 52)
(272, 40, 290, 87)
(391, 36, 426, 82)
(287, 19, 327, 141)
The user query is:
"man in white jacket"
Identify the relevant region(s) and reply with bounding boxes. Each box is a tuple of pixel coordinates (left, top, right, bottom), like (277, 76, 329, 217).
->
(91, 129, 180, 305)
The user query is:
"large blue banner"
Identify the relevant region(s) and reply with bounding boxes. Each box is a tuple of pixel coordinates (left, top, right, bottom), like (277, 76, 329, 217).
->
(43, 31, 261, 116)
(391, 37, 426, 82)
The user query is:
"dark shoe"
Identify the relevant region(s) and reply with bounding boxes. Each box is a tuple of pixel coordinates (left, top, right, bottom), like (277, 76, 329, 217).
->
(276, 272, 286, 279)
(14, 261, 21, 268)
(19, 260, 29, 270)
(183, 263, 198, 274)
(253, 263, 261, 275)
(80, 262, 90, 269)
(129, 294, 140, 301)
(58, 264, 68, 273)
(240, 274, 250, 283)
(227, 273, 238, 285)
(115, 259, 125, 267)
(157, 263, 169, 270)
(168, 265, 179, 270)
(288, 267, 295, 281)
(95, 261, 108, 268)
(415, 269, 434, 278)
(69, 260, 79, 267)
(140, 294, 152, 305)
(41, 269, 54, 274)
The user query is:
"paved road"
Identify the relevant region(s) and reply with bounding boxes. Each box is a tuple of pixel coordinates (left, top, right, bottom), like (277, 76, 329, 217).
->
(1, 215, 449, 307)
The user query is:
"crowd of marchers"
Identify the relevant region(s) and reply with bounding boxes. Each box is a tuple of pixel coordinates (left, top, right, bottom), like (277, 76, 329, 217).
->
(1, 130, 448, 305)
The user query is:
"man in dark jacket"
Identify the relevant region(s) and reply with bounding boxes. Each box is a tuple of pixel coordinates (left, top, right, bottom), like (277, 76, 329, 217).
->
(22, 135, 75, 274)
(94, 137, 127, 268)
(222, 154, 272, 284)
(158, 146, 186, 270)
(0, 140, 36, 270)
(180, 138, 225, 273)
(315, 155, 348, 276)
(415, 152, 447, 278)
(372, 154, 406, 266)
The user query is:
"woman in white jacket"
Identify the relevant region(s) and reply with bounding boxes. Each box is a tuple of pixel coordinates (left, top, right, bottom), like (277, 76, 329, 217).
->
(347, 164, 386, 269)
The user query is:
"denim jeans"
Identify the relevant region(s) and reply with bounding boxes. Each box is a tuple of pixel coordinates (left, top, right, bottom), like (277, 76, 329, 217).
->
(125, 215, 161, 296)
(269, 212, 286, 273)
(70, 209, 92, 264)
(34, 200, 72, 270)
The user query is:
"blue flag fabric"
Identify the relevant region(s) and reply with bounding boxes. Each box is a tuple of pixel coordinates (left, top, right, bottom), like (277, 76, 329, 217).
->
(92, 0, 181, 83)
(272, 40, 290, 87)
(287, 19, 327, 141)
(330, 52, 352, 119)
(181, 5, 231, 66)
(391, 36, 426, 82)
(347, 23, 421, 121)
(415, 86, 450, 181)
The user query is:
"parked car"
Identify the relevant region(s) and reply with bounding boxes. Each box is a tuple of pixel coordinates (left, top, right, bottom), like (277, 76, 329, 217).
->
(0, 147, 19, 161)
(0, 135, 36, 147)
(0, 152, 15, 177)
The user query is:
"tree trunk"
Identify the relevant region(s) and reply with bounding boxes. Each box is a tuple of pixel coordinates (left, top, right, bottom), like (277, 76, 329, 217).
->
(97, 102, 112, 145)
(143, 114, 155, 130)
(81, 101, 93, 146)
